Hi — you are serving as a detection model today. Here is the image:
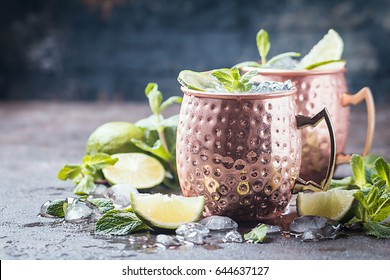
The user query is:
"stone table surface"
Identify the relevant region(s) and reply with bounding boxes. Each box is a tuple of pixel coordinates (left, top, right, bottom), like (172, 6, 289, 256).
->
(0, 101, 389, 260)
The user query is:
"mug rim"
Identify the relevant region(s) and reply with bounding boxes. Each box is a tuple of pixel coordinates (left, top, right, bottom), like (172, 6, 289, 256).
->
(180, 86, 297, 100)
(242, 66, 347, 76)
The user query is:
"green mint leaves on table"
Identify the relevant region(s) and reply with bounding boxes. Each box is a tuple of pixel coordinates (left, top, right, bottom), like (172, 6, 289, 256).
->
(132, 83, 182, 189)
(45, 199, 66, 218)
(57, 153, 118, 195)
(243, 224, 268, 243)
(96, 208, 149, 235)
(330, 154, 390, 238)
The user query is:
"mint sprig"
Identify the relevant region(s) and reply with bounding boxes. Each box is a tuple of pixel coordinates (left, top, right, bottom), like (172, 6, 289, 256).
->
(233, 28, 300, 68)
(132, 83, 182, 189)
(211, 67, 259, 93)
(332, 154, 390, 238)
(58, 153, 118, 195)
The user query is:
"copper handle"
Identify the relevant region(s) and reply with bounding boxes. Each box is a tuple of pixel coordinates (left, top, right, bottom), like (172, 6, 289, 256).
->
(293, 108, 336, 193)
(337, 87, 375, 164)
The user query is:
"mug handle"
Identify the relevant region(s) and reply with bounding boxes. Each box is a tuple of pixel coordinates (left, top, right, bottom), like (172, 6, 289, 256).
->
(337, 87, 375, 164)
(292, 108, 337, 193)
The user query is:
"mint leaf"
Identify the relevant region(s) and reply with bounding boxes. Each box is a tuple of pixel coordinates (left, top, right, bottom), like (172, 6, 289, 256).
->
(240, 70, 259, 84)
(131, 139, 171, 162)
(351, 154, 367, 188)
(159, 96, 182, 113)
(212, 67, 253, 93)
(363, 221, 390, 238)
(58, 164, 82, 181)
(364, 154, 381, 184)
(96, 208, 149, 235)
(256, 29, 270, 65)
(244, 224, 268, 243)
(329, 176, 355, 189)
(88, 198, 115, 214)
(45, 199, 66, 218)
(82, 153, 118, 170)
(374, 158, 390, 189)
(73, 175, 95, 195)
(145, 82, 163, 115)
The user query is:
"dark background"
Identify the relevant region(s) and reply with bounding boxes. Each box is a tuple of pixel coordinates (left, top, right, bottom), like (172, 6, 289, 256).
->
(1, 0, 389, 102)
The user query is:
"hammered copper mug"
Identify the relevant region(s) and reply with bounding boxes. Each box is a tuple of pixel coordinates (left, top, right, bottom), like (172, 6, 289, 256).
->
(244, 67, 375, 183)
(176, 86, 336, 222)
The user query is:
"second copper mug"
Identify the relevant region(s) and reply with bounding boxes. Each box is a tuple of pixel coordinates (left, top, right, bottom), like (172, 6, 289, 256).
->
(245, 67, 375, 183)
(176, 86, 336, 222)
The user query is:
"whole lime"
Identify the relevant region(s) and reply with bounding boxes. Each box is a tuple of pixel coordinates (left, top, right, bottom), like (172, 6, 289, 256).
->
(86, 122, 144, 155)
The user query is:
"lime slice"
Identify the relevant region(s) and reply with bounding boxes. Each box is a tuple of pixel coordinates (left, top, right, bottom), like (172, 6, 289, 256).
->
(177, 70, 220, 91)
(86, 122, 143, 155)
(297, 29, 344, 69)
(304, 59, 346, 70)
(131, 193, 204, 229)
(102, 153, 165, 189)
(297, 189, 357, 222)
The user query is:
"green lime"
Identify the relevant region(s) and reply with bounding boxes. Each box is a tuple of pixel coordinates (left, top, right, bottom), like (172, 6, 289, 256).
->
(131, 193, 204, 230)
(297, 29, 344, 70)
(102, 153, 165, 189)
(86, 122, 143, 155)
(297, 189, 357, 222)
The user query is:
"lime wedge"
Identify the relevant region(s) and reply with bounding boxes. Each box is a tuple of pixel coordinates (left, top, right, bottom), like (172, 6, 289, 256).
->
(297, 29, 344, 69)
(102, 153, 165, 189)
(177, 70, 220, 91)
(131, 193, 204, 229)
(297, 189, 357, 222)
(304, 59, 346, 70)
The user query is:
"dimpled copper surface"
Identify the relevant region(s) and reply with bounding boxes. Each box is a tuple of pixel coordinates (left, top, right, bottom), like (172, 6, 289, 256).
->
(253, 69, 349, 183)
(177, 89, 301, 221)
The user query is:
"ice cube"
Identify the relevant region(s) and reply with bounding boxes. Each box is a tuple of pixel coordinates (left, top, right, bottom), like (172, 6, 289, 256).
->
(222, 230, 243, 243)
(39, 200, 54, 218)
(176, 222, 210, 236)
(199, 216, 238, 231)
(268, 56, 299, 70)
(89, 184, 108, 198)
(155, 234, 181, 248)
(283, 80, 293, 91)
(290, 216, 341, 241)
(184, 231, 204, 245)
(104, 184, 138, 207)
(258, 224, 282, 234)
(64, 198, 100, 223)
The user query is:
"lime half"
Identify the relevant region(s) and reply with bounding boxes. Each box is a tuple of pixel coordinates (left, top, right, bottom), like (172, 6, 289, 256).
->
(131, 193, 205, 230)
(102, 153, 165, 189)
(297, 29, 344, 70)
(297, 189, 357, 222)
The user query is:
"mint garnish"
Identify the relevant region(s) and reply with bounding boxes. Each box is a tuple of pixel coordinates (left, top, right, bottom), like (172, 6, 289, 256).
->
(96, 208, 149, 235)
(57, 153, 118, 195)
(244, 224, 268, 243)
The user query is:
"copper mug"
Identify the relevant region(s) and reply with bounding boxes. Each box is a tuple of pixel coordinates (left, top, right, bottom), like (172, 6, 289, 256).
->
(244, 67, 375, 183)
(176, 86, 336, 222)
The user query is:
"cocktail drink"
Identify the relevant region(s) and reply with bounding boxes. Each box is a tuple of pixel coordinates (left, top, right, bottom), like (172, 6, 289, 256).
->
(239, 29, 375, 183)
(176, 69, 336, 221)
